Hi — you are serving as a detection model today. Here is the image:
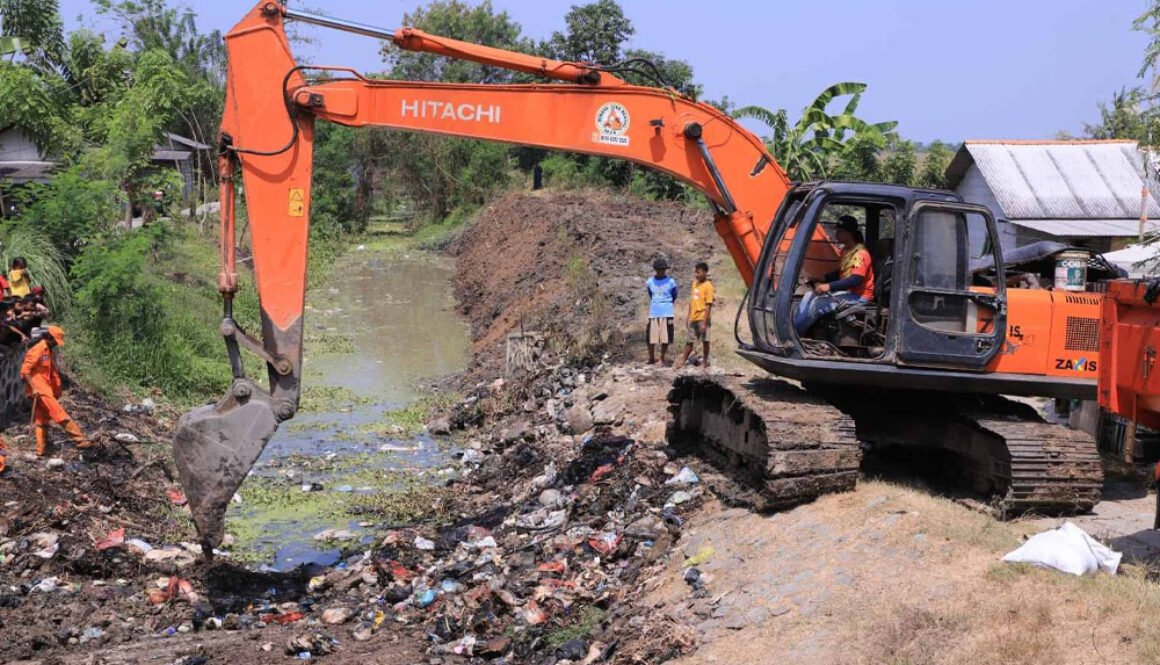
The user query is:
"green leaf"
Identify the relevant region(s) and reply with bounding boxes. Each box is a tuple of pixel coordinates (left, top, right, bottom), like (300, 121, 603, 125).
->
(807, 81, 867, 113)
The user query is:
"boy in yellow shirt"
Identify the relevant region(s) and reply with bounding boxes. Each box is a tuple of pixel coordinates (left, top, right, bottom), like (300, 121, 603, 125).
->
(8, 257, 30, 297)
(676, 262, 714, 369)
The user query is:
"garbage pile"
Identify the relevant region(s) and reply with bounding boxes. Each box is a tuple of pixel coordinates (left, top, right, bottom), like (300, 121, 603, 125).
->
(278, 433, 703, 662)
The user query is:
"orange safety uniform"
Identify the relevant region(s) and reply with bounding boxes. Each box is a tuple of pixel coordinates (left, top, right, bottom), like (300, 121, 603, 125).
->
(838, 243, 875, 302)
(0, 435, 7, 475)
(21, 326, 89, 455)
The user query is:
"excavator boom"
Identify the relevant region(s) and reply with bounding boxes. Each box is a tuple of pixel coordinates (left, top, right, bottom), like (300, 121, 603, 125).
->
(175, 1, 802, 550)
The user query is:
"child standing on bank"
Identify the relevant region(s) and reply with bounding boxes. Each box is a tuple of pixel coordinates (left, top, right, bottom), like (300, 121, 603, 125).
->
(645, 258, 678, 365)
(676, 261, 714, 369)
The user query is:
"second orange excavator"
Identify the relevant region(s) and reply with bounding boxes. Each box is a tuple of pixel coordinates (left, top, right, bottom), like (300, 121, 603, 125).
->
(176, 2, 1156, 550)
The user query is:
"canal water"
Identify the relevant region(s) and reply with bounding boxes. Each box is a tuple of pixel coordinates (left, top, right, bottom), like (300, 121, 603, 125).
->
(224, 245, 470, 570)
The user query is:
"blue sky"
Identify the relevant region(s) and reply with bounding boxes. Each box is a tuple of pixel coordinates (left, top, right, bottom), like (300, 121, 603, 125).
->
(58, 0, 1152, 142)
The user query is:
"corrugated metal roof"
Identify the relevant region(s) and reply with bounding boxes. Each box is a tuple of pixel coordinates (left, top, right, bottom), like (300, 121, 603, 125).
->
(0, 160, 56, 180)
(945, 140, 1160, 221)
(151, 149, 192, 161)
(1008, 218, 1160, 237)
(164, 132, 210, 150)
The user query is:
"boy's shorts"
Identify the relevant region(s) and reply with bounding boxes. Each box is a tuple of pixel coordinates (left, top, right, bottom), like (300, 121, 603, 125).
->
(648, 317, 673, 344)
(686, 320, 709, 344)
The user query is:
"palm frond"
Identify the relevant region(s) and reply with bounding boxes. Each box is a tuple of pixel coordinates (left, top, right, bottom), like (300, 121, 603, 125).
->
(0, 224, 72, 313)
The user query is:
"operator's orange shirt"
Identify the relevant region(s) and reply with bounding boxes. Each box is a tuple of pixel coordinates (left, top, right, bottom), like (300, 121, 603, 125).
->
(840, 243, 875, 301)
(21, 340, 61, 399)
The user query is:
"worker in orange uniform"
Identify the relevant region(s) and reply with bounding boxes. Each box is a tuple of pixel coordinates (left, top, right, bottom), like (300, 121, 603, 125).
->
(22, 326, 92, 455)
(0, 435, 7, 475)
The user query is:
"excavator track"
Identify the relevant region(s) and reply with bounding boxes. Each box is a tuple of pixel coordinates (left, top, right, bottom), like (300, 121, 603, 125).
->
(668, 376, 1101, 517)
(667, 375, 861, 510)
(820, 389, 1102, 517)
(962, 402, 1102, 516)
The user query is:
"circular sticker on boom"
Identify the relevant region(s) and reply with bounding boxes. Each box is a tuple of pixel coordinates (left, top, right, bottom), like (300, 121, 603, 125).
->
(592, 102, 630, 146)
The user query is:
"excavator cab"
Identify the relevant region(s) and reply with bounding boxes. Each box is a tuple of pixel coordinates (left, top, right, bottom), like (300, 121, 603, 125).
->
(743, 182, 1009, 389)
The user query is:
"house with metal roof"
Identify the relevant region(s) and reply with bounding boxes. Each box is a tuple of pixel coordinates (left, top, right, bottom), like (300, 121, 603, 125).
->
(944, 140, 1160, 253)
(0, 127, 210, 218)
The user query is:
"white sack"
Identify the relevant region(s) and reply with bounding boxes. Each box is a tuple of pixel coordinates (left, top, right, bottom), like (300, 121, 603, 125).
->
(1002, 522, 1121, 576)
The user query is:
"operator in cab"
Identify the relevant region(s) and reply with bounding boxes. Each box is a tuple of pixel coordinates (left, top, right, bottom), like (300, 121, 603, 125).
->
(794, 216, 875, 334)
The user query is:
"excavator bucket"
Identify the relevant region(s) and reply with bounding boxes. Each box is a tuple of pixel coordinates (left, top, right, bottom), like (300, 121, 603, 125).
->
(172, 381, 279, 553)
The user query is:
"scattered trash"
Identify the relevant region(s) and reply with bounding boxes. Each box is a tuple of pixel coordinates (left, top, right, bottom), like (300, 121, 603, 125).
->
(286, 632, 335, 657)
(414, 535, 435, 550)
(1002, 522, 1122, 576)
(334, 484, 354, 493)
(590, 463, 616, 482)
(587, 532, 622, 556)
(263, 612, 305, 626)
(665, 466, 700, 485)
(45, 457, 66, 469)
(166, 488, 188, 506)
(314, 529, 356, 542)
(685, 545, 716, 567)
(379, 443, 420, 453)
(414, 589, 437, 608)
(515, 508, 568, 532)
(80, 626, 104, 643)
(321, 607, 354, 625)
(302, 482, 325, 492)
(30, 532, 59, 559)
(31, 577, 59, 593)
(556, 638, 588, 661)
(95, 527, 125, 551)
(521, 600, 546, 625)
(125, 538, 153, 555)
(351, 623, 374, 642)
(539, 488, 564, 507)
(143, 547, 197, 569)
(114, 432, 140, 443)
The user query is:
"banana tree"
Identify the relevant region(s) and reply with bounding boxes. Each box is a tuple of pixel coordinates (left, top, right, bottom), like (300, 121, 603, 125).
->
(734, 82, 897, 181)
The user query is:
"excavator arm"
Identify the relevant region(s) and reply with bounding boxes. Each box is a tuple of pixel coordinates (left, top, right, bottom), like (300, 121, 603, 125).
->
(174, 1, 797, 550)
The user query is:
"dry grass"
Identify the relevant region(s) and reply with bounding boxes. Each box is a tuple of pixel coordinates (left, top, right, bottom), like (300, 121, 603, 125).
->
(663, 479, 1160, 665)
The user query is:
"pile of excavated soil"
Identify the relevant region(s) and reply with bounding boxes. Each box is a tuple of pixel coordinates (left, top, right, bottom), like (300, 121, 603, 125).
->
(452, 191, 717, 370)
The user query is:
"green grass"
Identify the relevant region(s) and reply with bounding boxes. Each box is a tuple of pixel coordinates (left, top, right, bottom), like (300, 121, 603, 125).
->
(65, 220, 358, 408)
(63, 223, 263, 406)
(366, 393, 459, 438)
(359, 205, 477, 254)
(545, 606, 606, 647)
(298, 384, 375, 414)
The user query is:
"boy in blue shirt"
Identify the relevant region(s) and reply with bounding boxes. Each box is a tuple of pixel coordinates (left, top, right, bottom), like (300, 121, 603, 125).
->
(646, 257, 678, 365)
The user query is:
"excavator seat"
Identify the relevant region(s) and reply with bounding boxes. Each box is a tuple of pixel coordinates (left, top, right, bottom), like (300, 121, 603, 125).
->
(832, 238, 894, 348)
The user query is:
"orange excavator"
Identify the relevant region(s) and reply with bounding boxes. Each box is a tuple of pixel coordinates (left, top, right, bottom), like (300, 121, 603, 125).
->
(175, 2, 1160, 550)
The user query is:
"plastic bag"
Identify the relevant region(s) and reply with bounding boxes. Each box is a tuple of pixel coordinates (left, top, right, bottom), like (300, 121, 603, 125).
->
(1001, 522, 1121, 576)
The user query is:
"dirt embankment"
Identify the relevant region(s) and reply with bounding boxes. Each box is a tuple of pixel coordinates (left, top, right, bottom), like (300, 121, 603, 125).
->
(452, 191, 717, 370)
